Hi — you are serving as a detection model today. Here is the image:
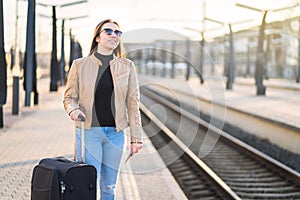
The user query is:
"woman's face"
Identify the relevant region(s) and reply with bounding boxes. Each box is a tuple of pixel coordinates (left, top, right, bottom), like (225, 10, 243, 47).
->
(96, 22, 121, 52)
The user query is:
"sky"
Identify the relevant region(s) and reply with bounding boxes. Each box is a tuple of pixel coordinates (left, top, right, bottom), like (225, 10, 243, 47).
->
(4, 0, 300, 55)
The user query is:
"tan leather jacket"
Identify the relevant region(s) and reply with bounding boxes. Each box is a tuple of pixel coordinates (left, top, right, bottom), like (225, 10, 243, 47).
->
(63, 53, 143, 143)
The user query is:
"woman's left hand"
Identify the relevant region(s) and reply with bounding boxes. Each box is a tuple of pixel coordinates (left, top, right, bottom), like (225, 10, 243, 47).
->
(130, 143, 143, 155)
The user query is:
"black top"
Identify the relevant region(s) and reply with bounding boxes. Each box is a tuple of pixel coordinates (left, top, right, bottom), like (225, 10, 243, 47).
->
(91, 52, 115, 127)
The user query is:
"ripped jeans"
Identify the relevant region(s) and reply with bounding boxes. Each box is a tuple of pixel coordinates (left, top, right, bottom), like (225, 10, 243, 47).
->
(76, 127, 125, 200)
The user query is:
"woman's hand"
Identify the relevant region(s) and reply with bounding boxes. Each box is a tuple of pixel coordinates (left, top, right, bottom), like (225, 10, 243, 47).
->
(69, 110, 86, 121)
(130, 142, 143, 155)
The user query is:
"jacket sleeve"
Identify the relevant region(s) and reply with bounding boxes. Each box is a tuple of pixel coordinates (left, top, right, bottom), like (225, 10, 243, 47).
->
(126, 61, 143, 143)
(63, 60, 80, 115)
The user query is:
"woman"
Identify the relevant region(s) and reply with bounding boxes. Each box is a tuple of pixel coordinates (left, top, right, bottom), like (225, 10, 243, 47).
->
(63, 19, 143, 200)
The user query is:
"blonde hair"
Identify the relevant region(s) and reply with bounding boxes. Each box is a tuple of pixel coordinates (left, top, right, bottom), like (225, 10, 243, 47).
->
(89, 19, 126, 58)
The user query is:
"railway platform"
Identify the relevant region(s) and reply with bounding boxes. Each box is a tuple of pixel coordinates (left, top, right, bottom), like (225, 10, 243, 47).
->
(0, 77, 187, 200)
(1, 74, 300, 199)
(139, 75, 300, 167)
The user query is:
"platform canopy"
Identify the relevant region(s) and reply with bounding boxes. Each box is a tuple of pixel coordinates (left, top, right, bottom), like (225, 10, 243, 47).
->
(3, 0, 300, 54)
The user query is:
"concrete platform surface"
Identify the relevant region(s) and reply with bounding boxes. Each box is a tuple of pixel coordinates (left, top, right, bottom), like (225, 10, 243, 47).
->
(0, 77, 186, 200)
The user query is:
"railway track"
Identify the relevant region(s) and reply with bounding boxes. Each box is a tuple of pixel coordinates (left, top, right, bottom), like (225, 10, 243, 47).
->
(140, 87, 300, 200)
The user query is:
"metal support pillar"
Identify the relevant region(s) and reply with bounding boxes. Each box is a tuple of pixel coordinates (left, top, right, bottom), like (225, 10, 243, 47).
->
(297, 19, 300, 83)
(226, 24, 235, 90)
(10, 47, 15, 70)
(59, 19, 66, 86)
(199, 0, 205, 84)
(0, 0, 7, 128)
(297, 37, 300, 83)
(255, 11, 267, 95)
(199, 38, 204, 83)
(12, 0, 20, 113)
(210, 49, 215, 73)
(50, 6, 59, 91)
(185, 39, 191, 81)
(0, 107, 3, 128)
(171, 41, 176, 78)
(145, 48, 150, 75)
(136, 50, 142, 74)
(245, 44, 250, 77)
(12, 76, 19, 114)
(12, 46, 20, 114)
(69, 30, 74, 70)
(161, 45, 167, 78)
(24, 0, 36, 106)
(152, 47, 156, 76)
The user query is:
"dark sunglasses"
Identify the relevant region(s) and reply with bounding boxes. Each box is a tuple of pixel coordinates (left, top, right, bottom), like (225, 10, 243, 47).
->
(101, 28, 122, 37)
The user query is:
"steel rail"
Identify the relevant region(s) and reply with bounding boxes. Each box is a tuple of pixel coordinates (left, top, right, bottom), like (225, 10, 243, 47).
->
(140, 102, 242, 200)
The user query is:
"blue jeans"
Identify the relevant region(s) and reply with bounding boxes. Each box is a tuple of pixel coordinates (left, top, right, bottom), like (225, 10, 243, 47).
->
(76, 127, 125, 200)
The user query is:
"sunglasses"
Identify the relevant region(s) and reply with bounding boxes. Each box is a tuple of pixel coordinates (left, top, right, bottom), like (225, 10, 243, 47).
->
(101, 28, 122, 37)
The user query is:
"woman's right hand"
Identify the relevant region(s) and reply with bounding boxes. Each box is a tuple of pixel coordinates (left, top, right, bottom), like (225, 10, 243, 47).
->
(69, 110, 86, 121)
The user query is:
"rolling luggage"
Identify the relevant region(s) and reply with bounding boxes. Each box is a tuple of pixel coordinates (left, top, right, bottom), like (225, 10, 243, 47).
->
(31, 116, 97, 200)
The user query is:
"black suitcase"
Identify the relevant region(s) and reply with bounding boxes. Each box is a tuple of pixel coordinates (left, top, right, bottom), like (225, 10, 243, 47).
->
(31, 116, 96, 200)
(31, 157, 96, 200)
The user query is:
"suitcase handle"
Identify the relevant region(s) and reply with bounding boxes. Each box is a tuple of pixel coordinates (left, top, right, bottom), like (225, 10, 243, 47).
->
(74, 114, 86, 163)
(56, 156, 73, 163)
(78, 114, 85, 122)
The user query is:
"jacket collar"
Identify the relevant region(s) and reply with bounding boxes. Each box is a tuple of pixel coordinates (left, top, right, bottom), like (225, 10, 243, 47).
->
(90, 51, 117, 66)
